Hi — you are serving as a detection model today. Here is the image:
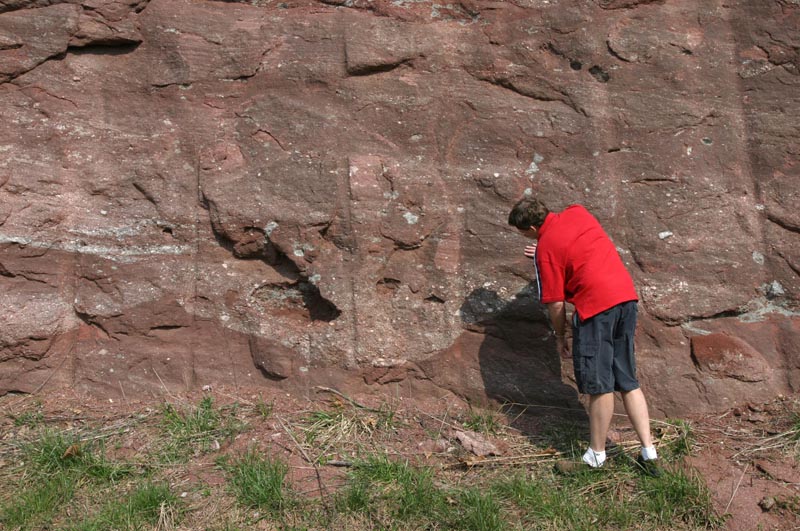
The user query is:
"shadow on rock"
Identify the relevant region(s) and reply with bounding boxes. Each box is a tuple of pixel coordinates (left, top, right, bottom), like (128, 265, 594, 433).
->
(460, 285, 589, 447)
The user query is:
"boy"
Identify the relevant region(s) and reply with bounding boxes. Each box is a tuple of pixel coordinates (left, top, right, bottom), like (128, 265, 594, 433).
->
(508, 196, 659, 474)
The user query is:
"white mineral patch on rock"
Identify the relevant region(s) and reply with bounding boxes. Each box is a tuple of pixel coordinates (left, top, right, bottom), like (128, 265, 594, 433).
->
(525, 154, 544, 175)
(0, 232, 191, 262)
(264, 221, 279, 236)
(403, 212, 419, 224)
(767, 280, 785, 298)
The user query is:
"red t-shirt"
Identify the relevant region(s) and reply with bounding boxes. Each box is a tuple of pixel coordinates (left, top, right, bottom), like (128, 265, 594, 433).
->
(535, 205, 638, 320)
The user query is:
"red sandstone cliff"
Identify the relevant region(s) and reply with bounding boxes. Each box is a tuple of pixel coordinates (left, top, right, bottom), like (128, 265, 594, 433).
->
(0, 0, 798, 415)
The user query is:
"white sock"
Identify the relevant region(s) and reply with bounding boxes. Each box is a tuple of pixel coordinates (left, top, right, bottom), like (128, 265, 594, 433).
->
(641, 446, 658, 460)
(582, 448, 606, 468)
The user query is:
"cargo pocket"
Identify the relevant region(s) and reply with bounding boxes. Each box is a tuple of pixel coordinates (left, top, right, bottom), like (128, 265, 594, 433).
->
(573, 344, 598, 394)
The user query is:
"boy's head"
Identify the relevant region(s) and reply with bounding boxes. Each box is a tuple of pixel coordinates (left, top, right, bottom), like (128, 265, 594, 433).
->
(508, 196, 550, 230)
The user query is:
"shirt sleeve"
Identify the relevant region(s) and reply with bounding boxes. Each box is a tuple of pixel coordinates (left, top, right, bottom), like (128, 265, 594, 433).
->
(536, 257, 565, 303)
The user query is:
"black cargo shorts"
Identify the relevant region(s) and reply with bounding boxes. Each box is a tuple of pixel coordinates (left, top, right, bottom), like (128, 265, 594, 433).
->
(571, 300, 639, 395)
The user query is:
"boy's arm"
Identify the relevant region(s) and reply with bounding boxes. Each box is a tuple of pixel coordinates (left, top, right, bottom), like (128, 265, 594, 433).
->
(547, 301, 571, 359)
(547, 301, 566, 336)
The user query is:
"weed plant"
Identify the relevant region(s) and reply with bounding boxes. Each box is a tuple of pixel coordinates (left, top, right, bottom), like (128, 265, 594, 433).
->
(255, 395, 274, 418)
(223, 449, 292, 516)
(655, 419, 694, 460)
(160, 396, 246, 461)
(462, 406, 502, 434)
(303, 402, 399, 446)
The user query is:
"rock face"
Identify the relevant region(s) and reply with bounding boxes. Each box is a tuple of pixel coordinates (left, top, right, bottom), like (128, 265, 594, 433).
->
(0, 0, 798, 416)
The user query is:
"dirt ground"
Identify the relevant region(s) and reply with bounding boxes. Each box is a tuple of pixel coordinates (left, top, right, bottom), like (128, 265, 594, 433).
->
(685, 399, 800, 531)
(1, 385, 798, 530)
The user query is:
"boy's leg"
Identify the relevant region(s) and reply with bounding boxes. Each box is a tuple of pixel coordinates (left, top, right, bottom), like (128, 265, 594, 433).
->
(588, 392, 615, 452)
(612, 302, 655, 452)
(622, 388, 661, 476)
(621, 388, 652, 448)
(572, 307, 617, 465)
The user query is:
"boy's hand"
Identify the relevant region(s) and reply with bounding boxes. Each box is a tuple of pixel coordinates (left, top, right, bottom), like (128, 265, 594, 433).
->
(523, 243, 537, 259)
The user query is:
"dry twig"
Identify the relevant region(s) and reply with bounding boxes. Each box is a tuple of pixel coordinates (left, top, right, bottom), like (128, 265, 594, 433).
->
(277, 416, 331, 515)
(724, 463, 749, 515)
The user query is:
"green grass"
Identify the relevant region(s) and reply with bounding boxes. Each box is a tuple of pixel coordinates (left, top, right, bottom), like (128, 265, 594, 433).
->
(346, 455, 448, 524)
(495, 473, 602, 530)
(493, 460, 722, 531)
(790, 411, 800, 440)
(19, 430, 133, 481)
(21, 429, 84, 472)
(304, 409, 345, 445)
(160, 396, 246, 461)
(66, 482, 178, 531)
(11, 409, 44, 427)
(338, 455, 705, 531)
(459, 488, 504, 531)
(638, 469, 717, 526)
(209, 522, 247, 531)
(1, 473, 76, 530)
(0, 430, 136, 530)
(224, 449, 292, 516)
(375, 402, 399, 431)
(333, 481, 371, 514)
(302, 403, 399, 447)
(255, 395, 274, 418)
(538, 417, 588, 458)
(655, 419, 695, 459)
(462, 406, 502, 434)
(0, 396, 728, 531)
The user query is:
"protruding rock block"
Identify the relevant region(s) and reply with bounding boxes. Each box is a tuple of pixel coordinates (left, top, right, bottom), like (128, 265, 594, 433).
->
(691, 333, 772, 383)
